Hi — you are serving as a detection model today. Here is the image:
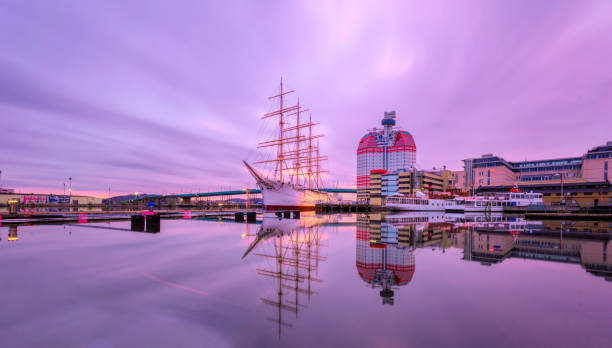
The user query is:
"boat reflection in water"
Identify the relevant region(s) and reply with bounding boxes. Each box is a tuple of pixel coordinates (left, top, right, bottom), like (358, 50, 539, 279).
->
(453, 217, 612, 279)
(358, 212, 612, 305)
(242, 212, 335, 339)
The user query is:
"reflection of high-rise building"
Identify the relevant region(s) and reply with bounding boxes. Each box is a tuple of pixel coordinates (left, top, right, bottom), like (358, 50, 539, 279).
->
(356, 213, 466, 304)
(356, 214, 416, 305)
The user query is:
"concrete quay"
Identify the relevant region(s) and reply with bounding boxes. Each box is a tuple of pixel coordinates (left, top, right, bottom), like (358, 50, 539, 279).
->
(315, 203, 372, 213)
(525, 212, 612, 221)
(0, 209, 263, 226)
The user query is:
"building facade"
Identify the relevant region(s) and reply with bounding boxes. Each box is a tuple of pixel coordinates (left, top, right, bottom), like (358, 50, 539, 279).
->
(456, 141, 612, 207)
(461, 141, 612, 190)
(357, 111, 416, 202)
(367, 169, 446, 206)
(0, 193, 102, 206)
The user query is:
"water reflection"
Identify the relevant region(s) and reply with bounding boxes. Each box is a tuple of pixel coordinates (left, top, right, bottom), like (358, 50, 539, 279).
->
(357, 212, 612, 305)
(242, 213, 329, 339)
(1, 212, 611, 346)
(454, 218, 612, 280)
(7, 225, 18, 241)
(358, 212, 452, 305)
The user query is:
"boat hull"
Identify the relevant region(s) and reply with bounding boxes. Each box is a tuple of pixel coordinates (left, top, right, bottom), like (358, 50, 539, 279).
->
(387, 205, 446, 212)
(386, 198, 447, 211)
(464, 206, 504, 212)
(261, 183, 331, 211)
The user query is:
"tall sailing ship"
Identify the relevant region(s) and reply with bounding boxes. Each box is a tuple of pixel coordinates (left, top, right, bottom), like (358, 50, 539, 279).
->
(243, 79, 335, 211)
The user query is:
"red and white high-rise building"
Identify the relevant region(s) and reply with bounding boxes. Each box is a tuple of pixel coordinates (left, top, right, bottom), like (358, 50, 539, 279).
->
(356, 111, 416, 202)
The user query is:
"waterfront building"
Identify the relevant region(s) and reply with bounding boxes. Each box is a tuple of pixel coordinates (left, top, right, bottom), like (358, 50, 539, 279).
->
(366, 169, 445, 206)
(0, 193, 101, 206)
(367, 170, 413, 206)
(458, 141, 612, 206)
(357, 111, 416, 202)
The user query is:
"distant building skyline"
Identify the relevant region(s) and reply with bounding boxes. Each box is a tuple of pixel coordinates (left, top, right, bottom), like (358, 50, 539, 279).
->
(458, 141, 612, 190)
(1, 1, 612, 196)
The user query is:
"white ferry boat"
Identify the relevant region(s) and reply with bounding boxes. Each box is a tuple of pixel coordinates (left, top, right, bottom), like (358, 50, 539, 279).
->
(463, 192, 543, 212)
(386, 193, 447, 211)
(445, 198, 466, 212)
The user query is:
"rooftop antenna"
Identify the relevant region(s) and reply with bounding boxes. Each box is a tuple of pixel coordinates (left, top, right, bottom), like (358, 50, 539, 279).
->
(382, 111, 396, 137)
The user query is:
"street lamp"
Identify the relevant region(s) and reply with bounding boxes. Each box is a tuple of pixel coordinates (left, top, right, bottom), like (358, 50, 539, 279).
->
(244, 188, 250, 209)
(68, 177, 72, 204)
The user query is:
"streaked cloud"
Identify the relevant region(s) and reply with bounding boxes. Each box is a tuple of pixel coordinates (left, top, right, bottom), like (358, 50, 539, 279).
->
(1, 0, 611, 195)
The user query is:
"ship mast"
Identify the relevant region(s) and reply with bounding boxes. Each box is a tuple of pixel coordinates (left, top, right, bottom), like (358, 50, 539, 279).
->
(296, 98, 301, 185)
(308, 114, 313, 188)
(279, 79, 284, 182)
(255, 79, 327, 189)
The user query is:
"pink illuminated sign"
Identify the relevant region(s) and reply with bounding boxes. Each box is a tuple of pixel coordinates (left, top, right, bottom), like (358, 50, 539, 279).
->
(78, 213, 87, 224)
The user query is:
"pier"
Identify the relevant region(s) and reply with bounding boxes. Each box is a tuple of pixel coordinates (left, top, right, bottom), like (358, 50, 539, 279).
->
(0, 210, 264, 226)
(316, 203, 371, 213)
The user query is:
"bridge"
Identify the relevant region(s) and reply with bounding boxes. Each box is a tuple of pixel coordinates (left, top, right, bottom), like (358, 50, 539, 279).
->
(124, 188, 356, 204)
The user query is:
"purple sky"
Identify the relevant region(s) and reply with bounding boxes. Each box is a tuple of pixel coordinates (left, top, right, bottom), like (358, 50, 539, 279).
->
(1, 1, 612, 196)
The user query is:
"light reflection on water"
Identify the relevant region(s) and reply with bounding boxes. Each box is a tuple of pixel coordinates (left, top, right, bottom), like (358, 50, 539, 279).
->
(1, 212, 611, 347)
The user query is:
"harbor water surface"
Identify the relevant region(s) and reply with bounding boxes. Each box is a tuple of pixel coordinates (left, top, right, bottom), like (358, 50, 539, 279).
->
(1, 214, 611, 347)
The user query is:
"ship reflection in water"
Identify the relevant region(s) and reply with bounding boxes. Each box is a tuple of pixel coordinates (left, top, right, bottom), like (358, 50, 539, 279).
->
(242, 212, 333, 339)
(2, 212, 612, 346)
(245, 211, 612, 339)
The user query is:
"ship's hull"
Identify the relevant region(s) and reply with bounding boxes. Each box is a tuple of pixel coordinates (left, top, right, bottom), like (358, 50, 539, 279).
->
(464, 206, 504, 212)
(261, 183, 331, 211)
(386, 199, 447, 212)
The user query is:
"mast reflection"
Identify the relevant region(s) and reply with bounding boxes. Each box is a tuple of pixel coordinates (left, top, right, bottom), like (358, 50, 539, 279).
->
(243, 212, 330, 339)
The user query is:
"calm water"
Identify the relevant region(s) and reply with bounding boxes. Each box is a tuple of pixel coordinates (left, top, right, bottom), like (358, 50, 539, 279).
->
(1, 213, 611, 347)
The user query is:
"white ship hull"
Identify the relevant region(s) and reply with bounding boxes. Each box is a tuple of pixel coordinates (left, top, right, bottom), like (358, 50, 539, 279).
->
(463, 205, 504, 213)
(386, 197, 447, 211)
(261, 183, 332, 211)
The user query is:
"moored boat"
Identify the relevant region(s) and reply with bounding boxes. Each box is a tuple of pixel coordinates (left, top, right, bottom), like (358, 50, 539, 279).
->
(243, 79, 335, 211)
(463, 191, 543, 212)
(386, 194, 447, 211)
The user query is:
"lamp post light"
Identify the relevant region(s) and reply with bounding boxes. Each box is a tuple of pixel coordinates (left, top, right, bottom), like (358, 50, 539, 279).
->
(560, 173, 563, 202)
(134, 192, 139, 210)
(68, 177, 73, 204)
